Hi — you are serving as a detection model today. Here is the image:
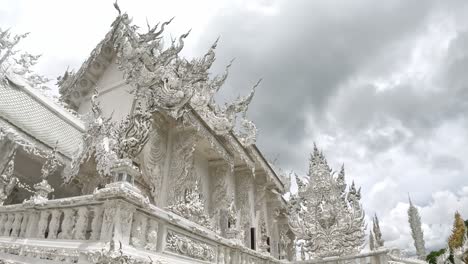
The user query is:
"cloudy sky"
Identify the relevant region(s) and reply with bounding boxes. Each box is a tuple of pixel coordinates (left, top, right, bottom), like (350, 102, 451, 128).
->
(2, 0, 468, 253)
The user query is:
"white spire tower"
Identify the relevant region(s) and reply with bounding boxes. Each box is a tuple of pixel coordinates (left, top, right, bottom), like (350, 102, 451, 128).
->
(407, 194, 426, 259)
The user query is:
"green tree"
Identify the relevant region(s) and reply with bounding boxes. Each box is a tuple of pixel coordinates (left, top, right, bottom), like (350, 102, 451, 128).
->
(426, 248, 446, 264)
(465, 219, 468, 234)
(448, 212, 466, 251)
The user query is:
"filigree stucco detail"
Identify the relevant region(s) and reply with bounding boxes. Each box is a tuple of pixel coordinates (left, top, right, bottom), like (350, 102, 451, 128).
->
(258, 218, 270, 253)
(165, 230, 216, 262)
(87, 240, 163, 264)
(0, 157, 17, 205)
(141, 114, 168, 204)
(24, 144, 60, 204)
(210, 164, 229, 216)
(67, 91, 152, 185)
(166, 182, 213, 230)
(182, 112, 234, 168)
(0, 242, 79, 263)
(236, 172, 253, 247)
(166, 131, 196, 204)
(0, 126, 48, 160)
(288, 144, 366, 258)
(60, 7, 260, 139)
(67, 92, 119, 182)
(116, 101, 153, 160)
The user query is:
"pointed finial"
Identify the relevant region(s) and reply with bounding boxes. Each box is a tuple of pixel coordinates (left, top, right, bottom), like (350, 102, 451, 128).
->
(408, 193, 413, 205)
(182, 28, 192, 38)
(228, 58, 236, 66)
(212, 36, 220, 49)
(113, 0, 121, 15)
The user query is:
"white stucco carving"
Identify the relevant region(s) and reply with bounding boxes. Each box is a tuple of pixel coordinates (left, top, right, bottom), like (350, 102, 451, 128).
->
(288, 145, 365, 258)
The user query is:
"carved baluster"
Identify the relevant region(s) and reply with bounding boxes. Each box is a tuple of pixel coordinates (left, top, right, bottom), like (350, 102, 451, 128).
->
(100, 200, 135, 245)
(58, 209, 75, 239)
(145, 219, 158, 251)
(47, 209, 61, 239)
(230, 249, 240, 264)
(218, 246, 225, 264)
(100, 203, 116, 242)
(10, 212, 23, 237)
(25, 211, 40, 237)
(90, 205, 103, 240)
(226, 247, 232, 264)
(115, 201, 135, 245)
(37, 210, 51, 238)
(359, 257, 366, 264)
(73, 207, 89, 240)
(130, 212, 147, 248)
(0, 214, 7, 234)
(240, 253, 246, 264)
(19, 212, 29, 237)
(3, 213, 14, 236)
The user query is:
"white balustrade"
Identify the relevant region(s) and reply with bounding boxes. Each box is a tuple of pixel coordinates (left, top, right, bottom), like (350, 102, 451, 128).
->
(0, 190, 287, 264)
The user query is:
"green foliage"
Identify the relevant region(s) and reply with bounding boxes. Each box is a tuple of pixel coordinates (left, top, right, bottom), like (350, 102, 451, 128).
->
(465, 219, 468, 234)
(426, 248, 446, 264)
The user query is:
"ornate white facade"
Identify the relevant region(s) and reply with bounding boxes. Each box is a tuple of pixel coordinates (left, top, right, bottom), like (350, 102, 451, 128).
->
(0, 3, 427, 264)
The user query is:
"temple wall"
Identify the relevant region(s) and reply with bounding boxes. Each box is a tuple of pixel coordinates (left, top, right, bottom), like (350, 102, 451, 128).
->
(77, 60, 134, 122)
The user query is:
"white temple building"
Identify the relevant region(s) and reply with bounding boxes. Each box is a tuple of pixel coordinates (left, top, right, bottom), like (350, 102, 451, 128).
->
(0, 4, 430, 264)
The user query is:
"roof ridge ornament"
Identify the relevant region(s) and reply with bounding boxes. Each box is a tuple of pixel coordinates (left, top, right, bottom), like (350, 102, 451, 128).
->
(113, 0, 121, 15)
(62, 2, 261, 142)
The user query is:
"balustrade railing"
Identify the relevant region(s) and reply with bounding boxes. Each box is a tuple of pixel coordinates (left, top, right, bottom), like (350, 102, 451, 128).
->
(294, 249, 390, 264)
(0, 182, 395, 264)
(0, 182, 280, 264)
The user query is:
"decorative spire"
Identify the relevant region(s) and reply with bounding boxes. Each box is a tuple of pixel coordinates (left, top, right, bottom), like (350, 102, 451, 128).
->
(407, 194, 426, 259)
(288, 144, 365, 258)
(165, 181, 213, 230)
(369, 230, 375, 251)
(372, 214, 384, 248)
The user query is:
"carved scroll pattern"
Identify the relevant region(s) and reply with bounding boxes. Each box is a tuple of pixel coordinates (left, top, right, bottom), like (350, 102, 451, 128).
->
(165, 230, 216, 262)
(141, 114, 168, 204)
(167, 131, 196, 206)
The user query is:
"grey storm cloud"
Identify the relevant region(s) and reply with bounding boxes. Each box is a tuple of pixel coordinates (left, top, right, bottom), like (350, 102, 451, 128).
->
(191, 0, 468, 169)
(191, 0, 468, 251)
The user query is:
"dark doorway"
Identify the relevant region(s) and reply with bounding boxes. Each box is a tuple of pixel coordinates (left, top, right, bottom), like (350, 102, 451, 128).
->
(250, 227, 256, 250)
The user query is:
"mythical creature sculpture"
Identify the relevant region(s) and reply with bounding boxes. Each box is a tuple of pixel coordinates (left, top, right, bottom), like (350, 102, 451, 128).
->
(288, 144, 366, 258)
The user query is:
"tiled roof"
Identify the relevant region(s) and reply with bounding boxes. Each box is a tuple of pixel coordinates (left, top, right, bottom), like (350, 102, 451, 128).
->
(0, 74, 85, 158)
